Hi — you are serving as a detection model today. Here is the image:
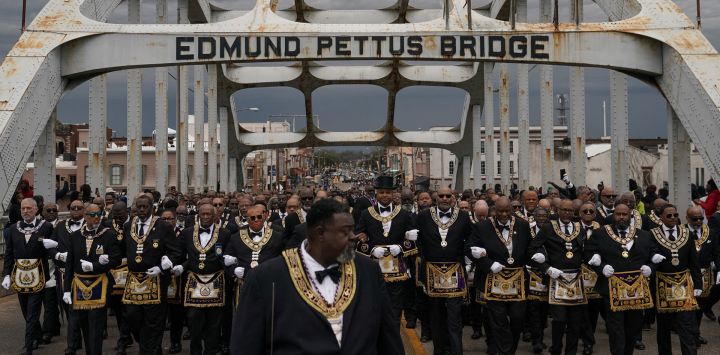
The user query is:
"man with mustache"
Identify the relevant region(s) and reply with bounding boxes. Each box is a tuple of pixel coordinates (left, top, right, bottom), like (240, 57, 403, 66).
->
(232, 199, 403, 354)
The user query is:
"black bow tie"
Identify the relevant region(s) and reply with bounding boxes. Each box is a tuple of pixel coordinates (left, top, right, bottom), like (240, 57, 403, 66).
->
(250, 232, 262, 238)
(199, 227, 211, 234)
(379, 206, 392, 213)
(315, 267, 341, 284)
(497, 224, 508, 231)
(20, 222, 34, 229)
(69, 220, 81, 226)
(439, 210, 452, 218)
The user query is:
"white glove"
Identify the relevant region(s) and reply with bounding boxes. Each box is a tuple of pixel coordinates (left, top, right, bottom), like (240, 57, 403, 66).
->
(372, 247, 388, 258)
(42, 238, 58, 249)
(388, 245, 402, 256)
(161, 255, 173, 270)
(640, 265, 652, 277)
(694, 289, 703, 297)
(651, 254, 666, 264)
(471, 247, 487, 259)
(223, 255, 238, 266)
(465, 264, 472, 274)
(547, 267, 563, 279)
(531, 253, 546, 264)
(63, 292, 72, 305)
(602, 265, 615, 278)
(716, 272, 720, 285)
(146, 266, 161, 277)
(171, 265, 184, 277)
(55, 252, 68, 262)
(405, 229, 418, 241)
(80, 259, 93, 272)
(234, 266, 245, 279)
(588, 254, 601, 266)
(1, 275, 10, 290)
(490, 262, 505, 274)
(98, 254, 109, 265)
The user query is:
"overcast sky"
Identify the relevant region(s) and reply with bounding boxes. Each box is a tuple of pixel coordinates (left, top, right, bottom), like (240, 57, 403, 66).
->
(1, 0, 719, 140)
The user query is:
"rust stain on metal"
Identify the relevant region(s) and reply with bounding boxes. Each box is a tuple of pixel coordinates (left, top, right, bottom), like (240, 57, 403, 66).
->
(0, 100, 8, 110)
(545, 148, 551, 160)
(424, 37, 437, 51)
(576, 137, 582, 148)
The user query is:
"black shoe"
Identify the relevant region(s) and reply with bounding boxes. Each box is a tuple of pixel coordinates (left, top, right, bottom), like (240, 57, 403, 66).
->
(41, 334, 52, 344)
(522, 332, 532, 342)
(642, 323, 651, 331)
(704, 309, 716, 321)
(182, 330, 191, 340)
(697, 336, 707, 345)
(168, 343, 182, 354)
(222, 345, 230, 355)
(103, 328, 108, 339)
(421, 335, 431, 343)
(582, 345, 593, 355)
(30, 340, 39, 350)
(64, 348, 76, 355)
(532, 343, 543, 354)
(471, 329, 483, 339)
(405, 320, 416, 329)
(634, 340, 645, 350)
(115, 349, 126, 355)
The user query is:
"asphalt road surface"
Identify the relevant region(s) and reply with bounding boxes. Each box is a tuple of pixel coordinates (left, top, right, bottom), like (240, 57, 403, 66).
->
(1, 293, 720, 354)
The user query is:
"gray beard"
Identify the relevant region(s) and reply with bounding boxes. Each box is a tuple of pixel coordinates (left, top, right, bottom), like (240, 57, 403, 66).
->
(336, 242, 357, 264)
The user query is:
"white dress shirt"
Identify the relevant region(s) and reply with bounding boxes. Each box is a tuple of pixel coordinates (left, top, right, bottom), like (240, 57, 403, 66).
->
(69, 218, 84, 232)
(300, 240, 343, 346)
(618, 227, 634, 250)
(664, 225, 677, 240)
(437, 208, 451, 224)
(560, 221, 574, 234)
(249, 227, 264, 243)
(137, 218, 150, 235)
(378, 203, 393, 218)
(199, 224, 214, 247)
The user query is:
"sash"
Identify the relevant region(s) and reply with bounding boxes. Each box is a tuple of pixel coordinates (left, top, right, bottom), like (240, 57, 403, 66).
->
(184, 271, 225, 308)
(110, 265, 128, 296)
(527, 268, 548, 301)
(122, 272, 161, 305)
(484, 267, 525, 302)
(11, 258, 45, 293)
(581, 264, 601, 299)
(377, 250, 409, 282)
(167, 275, 183, 304)
(656, 271, 699, 313)
(72, 274, 108, 310)
(425, 262, 466, 298)
(699, 268, 714, 297)
(608, 270, 653, 311)
(549, 270, 587, 306)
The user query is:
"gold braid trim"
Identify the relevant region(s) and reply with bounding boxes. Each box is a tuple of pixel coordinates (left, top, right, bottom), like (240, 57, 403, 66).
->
(656, 271, 699, 313)
(239, 228, 272, 252)
(651, 227, 689, 253)
(551, 220, 582, 242)
(282, 248, 356, 319)
(430, 207, 460, 230)
(72, 274, 108, 310)
(367, 205, 402, 224)
(648, 212, 662, 226)
(192, 223, 220, 255)
(686, 224, 710, 252)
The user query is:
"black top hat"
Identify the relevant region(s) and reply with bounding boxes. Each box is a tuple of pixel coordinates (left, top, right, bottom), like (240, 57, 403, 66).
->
(374, 175, 396, 190)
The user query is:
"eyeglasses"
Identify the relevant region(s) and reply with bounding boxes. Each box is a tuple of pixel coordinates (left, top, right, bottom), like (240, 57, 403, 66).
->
(85, 212, 103, 218)
(247, 215, 264, 221)
(689, 216, 704, 222)
(44, 209, 58, 213)
(665, 213, 679, 218)
(437, 194, 452, 198)
(582, 209, 596, 215)
(161, 217, 175, 221)
(213, 204, 224, 207)
(70, 206, 84, 211)
(512, 205, 522, 210)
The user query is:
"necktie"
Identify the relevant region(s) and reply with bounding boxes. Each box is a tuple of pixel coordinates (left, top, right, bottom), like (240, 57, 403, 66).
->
(619, 230, 627, 239)
(138, 223, 145, 236)
(379, 206, 391, 213)
(691, 230, 699, 240)
(564, 224, 570, 235)
(315, 267, 341, 284)
(668, 229, 675, 242)
(440, 210, 452, 218)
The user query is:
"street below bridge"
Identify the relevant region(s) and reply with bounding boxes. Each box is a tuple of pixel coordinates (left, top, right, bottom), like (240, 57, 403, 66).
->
(2, 293, 720, 354)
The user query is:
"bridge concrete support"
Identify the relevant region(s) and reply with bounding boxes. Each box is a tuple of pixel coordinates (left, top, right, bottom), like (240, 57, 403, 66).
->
(540, 0, 554, 190)
(483, 62, 495, 187)
(472, 104, 482, 188)
(34, 111, 56, 205)
(569, 1, 586, 187)
(207, 64, 218, 192)
(219, 106, 229, 192)
(517, 0, 530, 190)
(154, 0, 168, 196)
(461, 155, 471, 191)
(88, 75, 107, 195)
(499, 63, 510, 193)
(610, 71, 629, 192)
(176, 0, 190, 194)
(668, 104, 691, 208)
(126, 0, 142, 204)
(229, 157, 238, 193)
(193, 65, 205, 192)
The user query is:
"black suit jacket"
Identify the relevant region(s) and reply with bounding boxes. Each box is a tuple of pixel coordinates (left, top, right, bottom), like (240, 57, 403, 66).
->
(351, 196, 373, 224)
(708, 212, 720, 231)
(64, 227, 122, 292)
(529, 221, 586, 272)
(355, 205, 417, 256)
(284, 223, 308, 250)
(50, 219, 84, 269)
(122, 217, 180, 272)
(226, 226, 285, 273)
(179, 225, 231, 274)
(649, 226, 702, 288)
(416, 208, 473, 263)
(466, 217, 533, 288)
(231, 252, 404, 355)
(3, 220, 54, 282)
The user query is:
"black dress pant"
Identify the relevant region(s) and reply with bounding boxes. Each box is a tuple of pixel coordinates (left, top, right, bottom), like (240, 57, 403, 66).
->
(42, 286, 61, 337)
(527, 299, 549, 347)
(468, 288, 483, 332)
(18, 292, 43, 352)
(404, 278, 418, 324)
(656, 311, 698, 355)
(107, 295, 132, 348)
(417, 285, 432, 337)
(125, 303, 166, 354)
(69, 308, 107, 355)
(581, 297, 605, 348)
(603, 298, 644, 355)
(549, 304, 585, 355)
(167, 303, 186, 345)
(386, 281, 407, 328)
(187, 306, 223, 355)
(220, 277, 234, 350)
(429, 297, 463, 355)
(485, 300, 526, 355)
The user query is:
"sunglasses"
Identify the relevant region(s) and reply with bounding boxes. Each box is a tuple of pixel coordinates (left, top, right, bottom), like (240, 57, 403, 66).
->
(689, 216, 704, 222)
(247, 215, 264, 221)
(161, 217, 175, 221)
(301, 197, 314, 201)
(512, 205, 522, 210)
(70, 206, 84, 211)
(85, 212, 103, 218)
(582, 209, 596, 215)
(45, 209, 58, 213)
(437, 194, 453, 198)
(665, 213, 679, 218)
(213, 204, 224, 207)
(602, 194, 617, 199)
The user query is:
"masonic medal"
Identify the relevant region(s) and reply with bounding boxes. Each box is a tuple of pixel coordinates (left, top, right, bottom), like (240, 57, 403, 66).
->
(507, 257, 515, 265)
(441, 241, 448, 247)
(199, 262, 205, 270)
(135, 255, 142, 263)
(566, 251, 574, 259)
(250, 261, 259, 268)
(622, 250, 629, 258)
(671, 257, 680, 266)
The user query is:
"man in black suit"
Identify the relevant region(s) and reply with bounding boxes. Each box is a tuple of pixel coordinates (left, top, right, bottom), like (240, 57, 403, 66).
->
(578, 202, 604, 355)
(417, 187, 472, 355)
(355, 176, 418, 328)
(584, 202, 657, 355)
(352, 185, 376, 224)
(595, 186, 616, 225)
(231, 198, 404, 354)
(62, 204, 121, 355)
(103, 202, 133, 354)
(687, 206, 719, 345)
(466, 197, 533, 355)
(708, 201, 720, 230)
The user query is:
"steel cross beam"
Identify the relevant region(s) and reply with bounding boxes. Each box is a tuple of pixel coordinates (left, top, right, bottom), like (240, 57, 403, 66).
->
(1, 0, 720, 210)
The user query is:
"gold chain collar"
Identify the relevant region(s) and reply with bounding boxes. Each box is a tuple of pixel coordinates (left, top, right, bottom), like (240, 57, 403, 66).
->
(651, 226, 689, 252)
(430, 207, 460, 230)
(551, 220, 582, 242)
(604, 224, 637, 247)
(367, 205, 401, 224)
(239, 228, 273, 252)
(129, 216, 158, 245)
(648, 211, 662, 226)
(687, 224, 710, 252)
(490, 217, 516, 246)
(65, 219, 84, 234)
(192, 223, 220, 254)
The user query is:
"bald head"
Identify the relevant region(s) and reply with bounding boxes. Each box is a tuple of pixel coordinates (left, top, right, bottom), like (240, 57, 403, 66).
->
(474, 200, 489, 222)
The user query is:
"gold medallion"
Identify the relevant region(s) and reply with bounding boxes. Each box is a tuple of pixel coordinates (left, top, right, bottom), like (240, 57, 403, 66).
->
(671, 258, 680, 266)
(135, 255, 142, 263)
(383, 231, 389, 237)
(152, 241, 159, 248)
(566, 251, 574, 259)
(621, 250, 629, 258)
(440, 241, 448, 247)
(199, 262, 205, 270)
(507, 257, 515, 265)
(250, 261, 259, 268)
